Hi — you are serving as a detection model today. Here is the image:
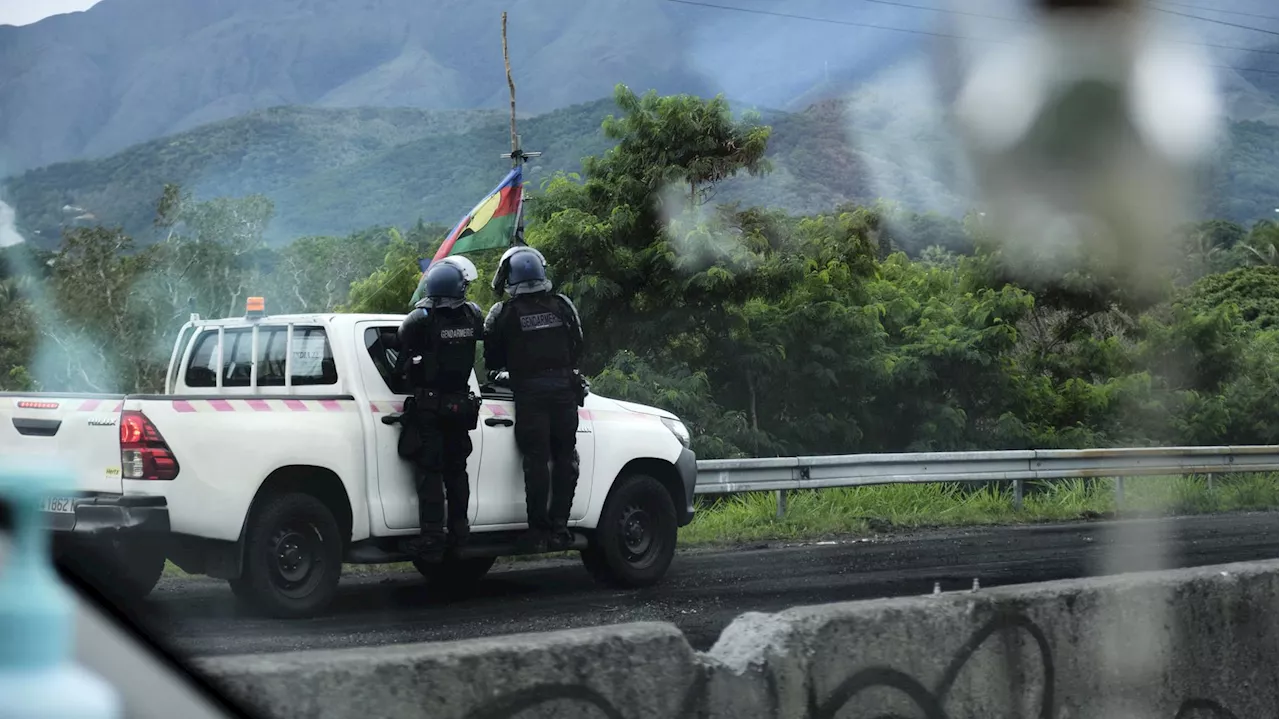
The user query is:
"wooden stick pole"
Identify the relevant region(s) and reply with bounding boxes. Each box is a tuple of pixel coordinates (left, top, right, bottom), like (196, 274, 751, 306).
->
(502, 12, 518, 158)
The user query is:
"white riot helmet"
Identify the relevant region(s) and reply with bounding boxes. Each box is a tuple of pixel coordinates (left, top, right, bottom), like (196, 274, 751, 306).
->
(436, 255, 478, 284)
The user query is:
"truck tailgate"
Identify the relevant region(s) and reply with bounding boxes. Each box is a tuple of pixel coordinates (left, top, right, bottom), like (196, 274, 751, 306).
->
(0, 394, 125, 494)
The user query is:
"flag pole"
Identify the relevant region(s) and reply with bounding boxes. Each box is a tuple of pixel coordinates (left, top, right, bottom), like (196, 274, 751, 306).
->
(503, 12, 518, 164)
(500, 11, 539, 248)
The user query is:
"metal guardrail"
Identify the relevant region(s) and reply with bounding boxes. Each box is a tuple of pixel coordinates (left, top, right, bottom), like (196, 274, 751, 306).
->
(695, 445, 1280, 515)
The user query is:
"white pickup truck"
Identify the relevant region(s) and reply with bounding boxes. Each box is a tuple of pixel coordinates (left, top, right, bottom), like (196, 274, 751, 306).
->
(0, 304, 697, 617)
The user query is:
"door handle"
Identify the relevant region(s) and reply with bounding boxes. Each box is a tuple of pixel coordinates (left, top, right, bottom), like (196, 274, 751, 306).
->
(484, 417, 514, 427)
(13, 418, 61, 437)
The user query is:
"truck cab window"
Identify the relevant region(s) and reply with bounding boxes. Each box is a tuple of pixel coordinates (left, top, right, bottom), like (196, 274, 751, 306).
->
(289, 327, 338, 386)
(185, 330, 233, 388)
(185, 326, 338, 388)
(364, 327, 409, 395)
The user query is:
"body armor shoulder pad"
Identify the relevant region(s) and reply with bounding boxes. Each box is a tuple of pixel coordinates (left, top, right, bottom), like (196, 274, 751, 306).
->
(484, 301, 505, 334)
(555, 294, 583, 338)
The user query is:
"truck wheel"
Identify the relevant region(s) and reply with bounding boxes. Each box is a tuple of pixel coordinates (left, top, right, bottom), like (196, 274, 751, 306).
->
(582, 474, 677, 588)
(412, 557, 496, 593)
(70, 537, 166, 602)
(238, 493, 342, 618)
(113, 537, 167, 601)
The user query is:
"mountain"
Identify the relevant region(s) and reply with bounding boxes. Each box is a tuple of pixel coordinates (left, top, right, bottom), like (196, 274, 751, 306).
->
(2, 0, 1274, 239)
(0, 90, 954, 246)
(4, 0, 1274, 175)
(4, 88, 1274, 248)
(0, 0, 923, 173)
(2, 104, 512, 242)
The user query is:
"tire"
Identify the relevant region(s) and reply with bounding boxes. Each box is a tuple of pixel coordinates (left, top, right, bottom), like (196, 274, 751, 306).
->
(237, 492, 343, 619)
(582, 474, 677, 588)
(113, 537, 167, 600)
(227, 575, 251, 602)
(65, 537, 166, 602)
(412, 556, 496, 593)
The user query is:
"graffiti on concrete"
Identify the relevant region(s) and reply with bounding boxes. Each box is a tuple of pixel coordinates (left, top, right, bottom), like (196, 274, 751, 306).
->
(810, 610, 1236, 719)
(459, 611, 1240, 719)
(810, 611, 1053, 719)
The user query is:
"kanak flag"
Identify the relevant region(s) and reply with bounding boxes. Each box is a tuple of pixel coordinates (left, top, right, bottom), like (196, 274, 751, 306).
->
(411, 166, 523, 305)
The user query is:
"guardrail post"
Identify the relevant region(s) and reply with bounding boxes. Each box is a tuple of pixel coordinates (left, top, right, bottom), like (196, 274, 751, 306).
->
(1207, 473, 1215, 491)
(1114, 476, 1125, 510)
(775, 490, 787, 519)
(1013, 480, 1024, 510)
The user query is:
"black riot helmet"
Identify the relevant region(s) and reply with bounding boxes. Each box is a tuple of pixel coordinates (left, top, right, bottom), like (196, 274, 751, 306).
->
(491, 245, 551, 297)
(419, 262, 469, 309)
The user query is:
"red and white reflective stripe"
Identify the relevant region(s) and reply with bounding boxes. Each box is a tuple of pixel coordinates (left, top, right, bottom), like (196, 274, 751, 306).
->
(368, 400, 405, 414)
(169, 399, 356, 413)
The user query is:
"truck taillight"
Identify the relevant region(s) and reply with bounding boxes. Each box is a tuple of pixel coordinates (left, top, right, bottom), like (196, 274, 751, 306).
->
(119, 410, 179, 481)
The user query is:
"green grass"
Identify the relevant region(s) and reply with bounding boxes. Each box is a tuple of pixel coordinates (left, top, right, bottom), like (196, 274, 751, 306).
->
(160, 473, 1277, 579)
(678, 472, 1279, 546)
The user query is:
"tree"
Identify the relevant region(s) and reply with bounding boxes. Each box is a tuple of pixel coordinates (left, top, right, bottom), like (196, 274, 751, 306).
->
(34, 225, 155, 392)
(529, 85, 774, 373)
(273, 228, 392, 313)
(1181, 265, 1278, 331)
(0, 276, 37, 391)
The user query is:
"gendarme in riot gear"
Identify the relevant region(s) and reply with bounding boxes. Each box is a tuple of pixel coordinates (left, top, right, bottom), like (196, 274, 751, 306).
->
(394, 260, 483, 559)
(484, 246, 586, 553)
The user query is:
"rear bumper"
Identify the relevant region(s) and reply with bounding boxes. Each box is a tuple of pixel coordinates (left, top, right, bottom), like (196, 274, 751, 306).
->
(45, 494, 170, 536)
(675, 447, 697, 526)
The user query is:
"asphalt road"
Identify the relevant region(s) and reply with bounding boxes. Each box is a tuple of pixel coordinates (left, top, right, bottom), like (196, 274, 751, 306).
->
(140, 512, 1278, 658)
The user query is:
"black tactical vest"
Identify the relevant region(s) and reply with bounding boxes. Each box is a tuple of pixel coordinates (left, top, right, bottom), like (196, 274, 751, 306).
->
(502, 293, 577, 381)
(399, 304, 481, 393)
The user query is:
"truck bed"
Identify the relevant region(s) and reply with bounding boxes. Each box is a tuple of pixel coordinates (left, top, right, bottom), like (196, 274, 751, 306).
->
(0, 392, 126, 495)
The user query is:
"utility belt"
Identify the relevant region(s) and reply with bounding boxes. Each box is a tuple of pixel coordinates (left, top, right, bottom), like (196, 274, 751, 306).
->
(407, 388, 482, 427)
(396, 388, 481, 459)
(512, 368, 590, 406)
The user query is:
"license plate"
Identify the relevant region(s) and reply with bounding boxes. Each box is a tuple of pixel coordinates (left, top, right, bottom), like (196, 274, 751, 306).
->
(40, 496, 76, 514)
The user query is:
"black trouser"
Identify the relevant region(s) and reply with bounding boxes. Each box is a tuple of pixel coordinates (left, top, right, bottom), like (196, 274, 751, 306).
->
(410, 414, 472, 537)
(513, 399, 580, 531)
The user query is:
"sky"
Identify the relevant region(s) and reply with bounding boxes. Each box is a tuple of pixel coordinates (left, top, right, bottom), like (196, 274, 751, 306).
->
(0, 0, 100, 27)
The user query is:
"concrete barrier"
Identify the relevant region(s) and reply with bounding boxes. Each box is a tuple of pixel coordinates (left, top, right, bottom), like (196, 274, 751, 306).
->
(199, 560, 1277, 719)
(199, 623, 707, 719)
(705, 560, 1278, 719)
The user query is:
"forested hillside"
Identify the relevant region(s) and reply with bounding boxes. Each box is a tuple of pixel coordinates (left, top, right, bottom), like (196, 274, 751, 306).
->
(5, 92, 1276, 247)
(0, 97, 872, 244)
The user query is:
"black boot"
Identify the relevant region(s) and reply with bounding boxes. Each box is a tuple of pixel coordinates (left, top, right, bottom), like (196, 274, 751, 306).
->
(404, 530, 447, 561)
(515, 527, 549, 554)
(448, 520, 470, 548)
(548, 525, 573, 551)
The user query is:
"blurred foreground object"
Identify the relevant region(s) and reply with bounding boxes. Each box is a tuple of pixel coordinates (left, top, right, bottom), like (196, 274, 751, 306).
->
(954, 0, 1221, 300)
(0, 462, 121, 719)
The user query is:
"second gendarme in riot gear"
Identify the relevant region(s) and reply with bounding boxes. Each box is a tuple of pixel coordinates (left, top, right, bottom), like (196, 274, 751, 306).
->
(394, 259, 483, 560)
(484, 246, 587, 553)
